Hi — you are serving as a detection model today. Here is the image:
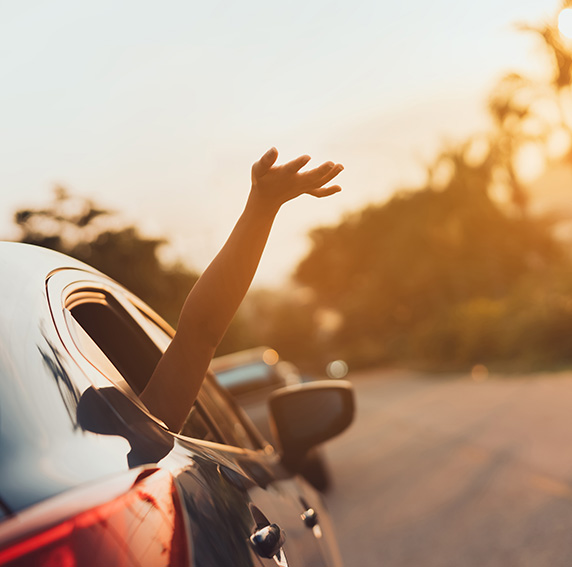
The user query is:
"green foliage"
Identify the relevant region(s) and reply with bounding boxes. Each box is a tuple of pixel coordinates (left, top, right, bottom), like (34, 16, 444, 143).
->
(13, 187, 198, 327)
(411, 267, 572, 370)
(295, 148, 567, 369)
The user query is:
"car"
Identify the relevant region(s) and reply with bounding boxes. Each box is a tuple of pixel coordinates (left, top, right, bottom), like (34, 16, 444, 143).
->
(212, 348, 333, 492)
(213, 347, 301, 394)
(0, 242, 355, 567)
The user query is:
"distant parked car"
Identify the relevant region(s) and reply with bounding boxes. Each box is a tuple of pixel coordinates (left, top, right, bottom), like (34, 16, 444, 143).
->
(212, 347, 333, 491)
(0, 242, 355, 567)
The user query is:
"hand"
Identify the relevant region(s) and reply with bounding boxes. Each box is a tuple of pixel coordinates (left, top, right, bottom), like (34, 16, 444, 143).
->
(249, 147, 343, 212)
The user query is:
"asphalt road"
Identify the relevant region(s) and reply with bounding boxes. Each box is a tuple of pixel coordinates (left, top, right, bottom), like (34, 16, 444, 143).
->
(322, 369, 572, 567)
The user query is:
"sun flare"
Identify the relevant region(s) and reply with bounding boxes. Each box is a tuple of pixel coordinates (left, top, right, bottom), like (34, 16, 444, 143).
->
(558, 8, 572, 39)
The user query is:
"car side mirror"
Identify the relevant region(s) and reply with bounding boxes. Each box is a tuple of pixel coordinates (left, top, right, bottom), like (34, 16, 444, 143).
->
(268, 380, 355, 467)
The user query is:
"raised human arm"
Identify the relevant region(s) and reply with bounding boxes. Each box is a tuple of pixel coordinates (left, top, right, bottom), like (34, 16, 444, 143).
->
(140, 148, 343, 431)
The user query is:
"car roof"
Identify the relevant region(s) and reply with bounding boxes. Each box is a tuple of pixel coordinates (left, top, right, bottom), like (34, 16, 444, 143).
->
(0, 243, 91, 360)
(0, 241, 100, 286)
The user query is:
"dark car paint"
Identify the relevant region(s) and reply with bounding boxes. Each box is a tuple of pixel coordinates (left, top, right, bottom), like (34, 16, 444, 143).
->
(0, 242, 344, 567)
(212, 355, 334, 493)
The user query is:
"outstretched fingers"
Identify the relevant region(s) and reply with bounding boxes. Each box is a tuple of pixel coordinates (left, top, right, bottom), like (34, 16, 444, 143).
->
(303, 161, 343, 182)
(307, 185, 342, 198)
(283, 154, 312, 173)
(251, 148, 343, 205)
(252, 147, 279, 179)
(317, 163, 344, 186)
(299, 162, 343, 194)
(302, 161, 334, 179)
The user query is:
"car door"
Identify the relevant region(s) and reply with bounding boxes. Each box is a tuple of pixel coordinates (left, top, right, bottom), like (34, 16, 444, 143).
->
(177, 376, 334, 567)
(128, 301, 337, 567)
(46, 269, 340, 567)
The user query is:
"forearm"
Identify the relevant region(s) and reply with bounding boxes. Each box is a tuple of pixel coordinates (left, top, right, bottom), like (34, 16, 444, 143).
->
(177, 195, 277, 349)
(141, 148, 342, 431)
(141, 195, 277, 431)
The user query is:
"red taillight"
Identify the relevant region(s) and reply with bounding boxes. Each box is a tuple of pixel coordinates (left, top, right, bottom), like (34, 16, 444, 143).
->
(0, 469, 190, 567)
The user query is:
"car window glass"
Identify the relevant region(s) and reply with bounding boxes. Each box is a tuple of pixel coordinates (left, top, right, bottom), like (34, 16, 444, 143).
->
(190, 378, 261, 451)
(127, 307, 264, 450)
(132, 306, 174, 351)
(68, 291, 162, 395)
(64, 310, 142, 398)
(65, 286, 262, 451)
(180, 402, 223, 443)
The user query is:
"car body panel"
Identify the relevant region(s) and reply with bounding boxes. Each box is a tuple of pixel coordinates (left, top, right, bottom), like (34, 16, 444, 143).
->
(0, 242, 344, 567)
(212, 349, 333, 493)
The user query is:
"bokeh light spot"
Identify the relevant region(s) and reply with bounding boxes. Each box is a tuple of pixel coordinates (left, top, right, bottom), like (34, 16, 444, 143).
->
(326, 360, 349, 379)
(558, 8, 572, 39)
(262, 348, 279, 366)
(471, 364, 489, 382)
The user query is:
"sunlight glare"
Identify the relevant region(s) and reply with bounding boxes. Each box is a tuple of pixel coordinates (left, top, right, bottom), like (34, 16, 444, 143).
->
(558, 8, 572, 39)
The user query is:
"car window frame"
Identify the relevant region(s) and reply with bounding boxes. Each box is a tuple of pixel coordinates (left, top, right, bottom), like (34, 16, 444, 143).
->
(46, 268, 273, 456)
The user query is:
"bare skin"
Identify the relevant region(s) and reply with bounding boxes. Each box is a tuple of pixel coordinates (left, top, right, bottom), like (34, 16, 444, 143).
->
(140, 147, 343, 432)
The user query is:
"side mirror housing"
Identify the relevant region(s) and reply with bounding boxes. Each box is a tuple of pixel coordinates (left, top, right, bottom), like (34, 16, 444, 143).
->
(268, 380, 355, 467)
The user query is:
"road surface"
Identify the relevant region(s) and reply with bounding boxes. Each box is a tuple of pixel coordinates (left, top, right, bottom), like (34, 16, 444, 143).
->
(323, 369, 572, 567)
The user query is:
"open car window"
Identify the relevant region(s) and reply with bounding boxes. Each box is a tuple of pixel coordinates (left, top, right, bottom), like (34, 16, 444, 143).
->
(181, 376, 262, 451)
(67, 289, 162, 395)
(54, 275, 264, 451)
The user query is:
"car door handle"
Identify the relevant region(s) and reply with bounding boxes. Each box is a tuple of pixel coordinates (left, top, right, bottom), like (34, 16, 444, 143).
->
(249, 523, 286, 558)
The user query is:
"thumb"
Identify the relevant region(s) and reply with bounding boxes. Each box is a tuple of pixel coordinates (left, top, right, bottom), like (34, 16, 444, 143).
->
(252, 147, 278, 179)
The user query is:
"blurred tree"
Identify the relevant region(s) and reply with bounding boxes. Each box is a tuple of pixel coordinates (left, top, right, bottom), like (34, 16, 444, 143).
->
(292, 13, 572, 370)
(215, 288, 323, 371)
(13, 13, 572, 372)
(295, 142, 566, 368)
(14, 187, 198, 327)
(487, 21, 572, 213)
(12, 187, 316, 366)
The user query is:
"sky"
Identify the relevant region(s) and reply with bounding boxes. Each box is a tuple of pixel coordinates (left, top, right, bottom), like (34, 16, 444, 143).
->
(0, 0, 560, 286)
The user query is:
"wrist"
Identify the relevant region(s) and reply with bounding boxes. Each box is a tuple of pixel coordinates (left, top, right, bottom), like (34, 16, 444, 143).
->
(245, 186, 281, 219)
